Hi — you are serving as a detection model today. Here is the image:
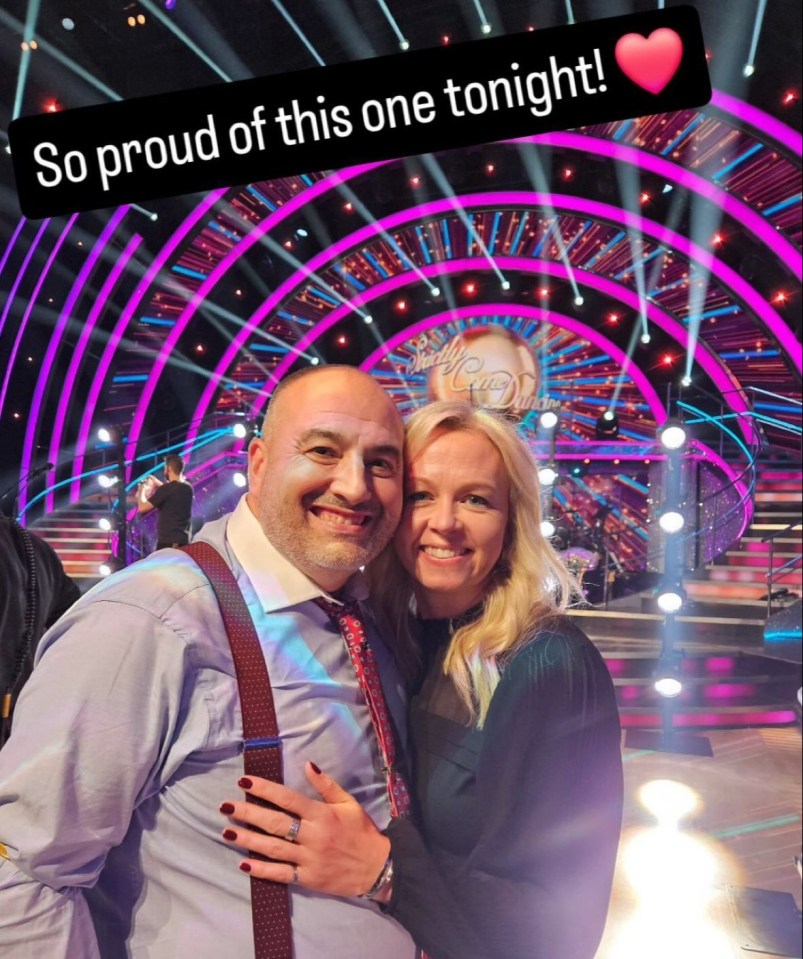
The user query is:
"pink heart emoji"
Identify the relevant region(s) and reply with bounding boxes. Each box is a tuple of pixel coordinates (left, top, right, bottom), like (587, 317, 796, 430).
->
(615, 28, 684, 95)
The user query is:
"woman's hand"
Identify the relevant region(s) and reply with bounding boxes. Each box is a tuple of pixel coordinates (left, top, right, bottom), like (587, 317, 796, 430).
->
(219, 761, 390, 897)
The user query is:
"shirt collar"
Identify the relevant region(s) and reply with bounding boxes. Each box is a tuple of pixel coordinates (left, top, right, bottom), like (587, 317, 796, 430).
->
(226, 495, 369, 613)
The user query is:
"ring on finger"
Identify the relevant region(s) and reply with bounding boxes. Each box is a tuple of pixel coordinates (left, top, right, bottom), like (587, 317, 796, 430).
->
(284, 819, 301, 843)
(291, 865, 299, 884)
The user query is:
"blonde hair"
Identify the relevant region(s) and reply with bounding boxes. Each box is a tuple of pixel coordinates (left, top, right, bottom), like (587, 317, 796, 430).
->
(368, 401, 581, 725)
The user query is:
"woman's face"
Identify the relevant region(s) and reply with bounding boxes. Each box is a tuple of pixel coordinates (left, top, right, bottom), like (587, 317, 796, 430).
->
(395, 429, 510, 619)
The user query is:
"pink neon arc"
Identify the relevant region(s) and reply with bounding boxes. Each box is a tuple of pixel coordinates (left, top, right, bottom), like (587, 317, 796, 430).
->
(46, 232, 143, 512)
(69, 190, 225, 502)
(209, 254, 755, 449)
(185, 189, 788, 451)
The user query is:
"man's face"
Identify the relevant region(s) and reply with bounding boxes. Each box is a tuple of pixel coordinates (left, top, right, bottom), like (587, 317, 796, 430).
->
(247, 370, 404, 592)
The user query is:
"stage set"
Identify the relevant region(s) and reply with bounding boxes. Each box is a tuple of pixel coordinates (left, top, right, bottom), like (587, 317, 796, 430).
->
(0, 1, 801, 956)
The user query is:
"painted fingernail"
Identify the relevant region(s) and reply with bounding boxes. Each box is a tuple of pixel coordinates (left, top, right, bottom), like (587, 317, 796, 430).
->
(309, 762, 321, 774)
(238, 777, 253, 789)
(222, 829, 238, 841)
(239, 862, 252, 873)
(219, 802, 235, 815)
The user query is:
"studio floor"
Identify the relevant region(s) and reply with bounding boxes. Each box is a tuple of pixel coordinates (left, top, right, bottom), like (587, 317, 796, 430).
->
(597, 725, 802, 959)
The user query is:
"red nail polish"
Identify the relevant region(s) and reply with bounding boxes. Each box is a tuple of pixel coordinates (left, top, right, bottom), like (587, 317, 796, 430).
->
(309, 762, 321, 774)
(219, 802, 235, 815)
(239, 862, 252, 873)
(238, 777, 253, 789)
(222, 829, 237, 841)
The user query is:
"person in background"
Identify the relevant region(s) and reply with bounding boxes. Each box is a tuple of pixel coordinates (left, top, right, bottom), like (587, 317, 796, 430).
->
(137, 452, 194, 549)
(0, 517, 80, 745)
(219, 400, 624, 959)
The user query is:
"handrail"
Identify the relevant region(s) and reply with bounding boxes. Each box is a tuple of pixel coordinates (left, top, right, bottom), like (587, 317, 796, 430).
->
(761, 521, 803, 544)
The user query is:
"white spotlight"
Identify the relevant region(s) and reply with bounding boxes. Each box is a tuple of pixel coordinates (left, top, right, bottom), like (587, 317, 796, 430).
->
(681, 375, 692, 387)
(98, 517, 112, 532)
(232, 472, 247, 488)
(149, 212, 159, 222)
(399, 39, 410, 51)
(654, 676, 683, 698)
(481, 23, 492, 34)
(656, 588, 684, 614)
(62, 17, 75, 30)
(743, 63, 755, 77)
(640, 332, 651, 344)
(660, 423, 687, 450)
(310, 357, 320, 365)
(363, 314, 373, 324)
(574, 294, 584, 306)
(659, 511, 685, 534)
(97, 427, 113, 443)
(540, 410, 559, 430)
(232, 423, 247, 439)
(638, 779, 700, 824)
(540, 519, 556, 538)
(430, 286, 441, 298)
(501, 279, 511, 291)
(539, 466, 558, 486)
(99, 561, 112, 577)
(98, 474, 117, 489)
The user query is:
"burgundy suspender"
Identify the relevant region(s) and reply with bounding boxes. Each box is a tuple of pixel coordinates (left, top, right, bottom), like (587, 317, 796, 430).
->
(182, 542, 293, 959)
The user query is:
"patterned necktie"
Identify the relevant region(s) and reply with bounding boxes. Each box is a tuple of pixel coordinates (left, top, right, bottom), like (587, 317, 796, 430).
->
(314, 597, 411, 818)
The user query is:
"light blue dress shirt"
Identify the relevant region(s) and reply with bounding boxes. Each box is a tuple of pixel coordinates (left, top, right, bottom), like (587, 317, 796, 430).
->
(0, 496, 415, 959)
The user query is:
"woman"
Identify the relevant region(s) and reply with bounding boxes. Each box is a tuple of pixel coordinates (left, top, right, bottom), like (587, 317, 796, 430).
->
(220, 401, 623, 959)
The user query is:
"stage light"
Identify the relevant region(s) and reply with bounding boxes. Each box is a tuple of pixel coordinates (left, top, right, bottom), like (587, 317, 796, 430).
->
(639, 191, 651, 205)
(484, 163, 495, 175)
(409, 175, 420, 187)
(539, 410, 559, 430)
(295, 228, 308, 238)
(782, 90, 798, 106)
(336, 334, 348, 346)
(569, 463, 588, 479)
(656, 587, 685, 615)
(99, 555, 123, 577)
(607, 312, 619, 325)
(363, 314, 373, 324)
(654, 675, 683, 698)
(165, 0, 177, 8)
(393, 298, 409, 313)
(640, 332, 651, 344)
(232, 422, 248, 439)
(462, 280, 478, 297)
(500, 279, 511, 291)
(561, 167, 574, 181)
(539, 466, 558, 486)
(62, 17, 75, 30)
(481, 23, 492, 34)
(137, 14, 146, 24)
(595, 410, 619, 440)
(681, 375, 692, 387)
(540, 519, 555, 538)
(232, 472, 247, 488)
(659, 511, 685, 534)
(430, 287, 440, 297)
(441, 34, 450, 45)
(638, 779, 700, 824)
(127, 15, 136, 26)
(743, 63, 755, 77)
(195, 343, 205, 354)
(98, 427, 113, 443)
(98, 474, 118, 489)
(538, 286, 550, 298)
(661, 183, 673, 193)
(574, 294, 584, 306)
(399, 39, 410, 51)
(98, 517, 113, 532)
(660, 421, 687, 450)
(45, 100, 59, 113)
(310, 357, 320, 366)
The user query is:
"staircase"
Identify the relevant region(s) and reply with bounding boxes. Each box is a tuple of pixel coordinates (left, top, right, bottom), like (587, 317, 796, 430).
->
(29, 498, 119, 591)
(685, 466, 802, 607)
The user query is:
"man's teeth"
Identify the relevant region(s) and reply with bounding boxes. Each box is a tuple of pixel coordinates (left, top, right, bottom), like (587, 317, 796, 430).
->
(318, 509, 364, 526)
(423, 546, 466, 558)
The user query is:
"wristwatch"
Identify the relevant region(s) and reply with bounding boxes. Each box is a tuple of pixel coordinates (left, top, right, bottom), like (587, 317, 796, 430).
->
(359, 855, 394, 901)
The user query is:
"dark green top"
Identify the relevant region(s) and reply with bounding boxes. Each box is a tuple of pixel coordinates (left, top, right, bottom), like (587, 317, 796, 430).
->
(386, 614, 623, 959)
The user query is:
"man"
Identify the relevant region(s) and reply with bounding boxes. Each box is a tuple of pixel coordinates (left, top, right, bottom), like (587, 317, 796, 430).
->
(137, 452, 194, 549)
(0, 366, 415, 959)
(0, 517, 80, 744)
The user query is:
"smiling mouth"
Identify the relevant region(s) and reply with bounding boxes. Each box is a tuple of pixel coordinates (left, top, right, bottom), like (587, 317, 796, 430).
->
(311, 506, 371, 528)
(421, 546, 470, 559)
